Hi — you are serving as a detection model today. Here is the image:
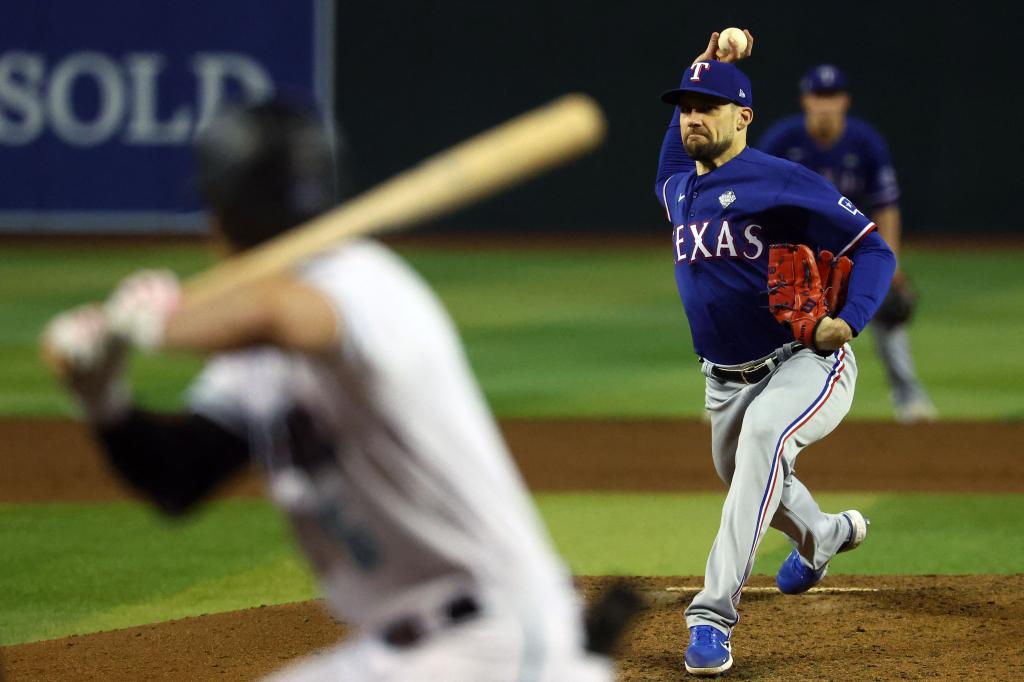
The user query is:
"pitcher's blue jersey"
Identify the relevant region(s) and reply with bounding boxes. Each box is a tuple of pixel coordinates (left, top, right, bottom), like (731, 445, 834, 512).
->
(657, 146, 893, 366)
(756, 115, 899, 210)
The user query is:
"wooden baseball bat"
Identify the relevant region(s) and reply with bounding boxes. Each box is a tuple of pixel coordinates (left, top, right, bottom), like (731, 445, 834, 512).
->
(183, 93, 606, 307)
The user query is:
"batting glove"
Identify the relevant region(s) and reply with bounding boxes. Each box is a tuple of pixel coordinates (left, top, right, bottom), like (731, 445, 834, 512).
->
(42, 305, 130, 424)
(105, 270, 182, 351)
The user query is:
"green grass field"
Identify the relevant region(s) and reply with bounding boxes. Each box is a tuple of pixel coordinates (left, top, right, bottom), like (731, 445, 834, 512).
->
(2, 243, 1023, 419)
(4, 492, 1023, 645)
(2, 242, 1023, 647)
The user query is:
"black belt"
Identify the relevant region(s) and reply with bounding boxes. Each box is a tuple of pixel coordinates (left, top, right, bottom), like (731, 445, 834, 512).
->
(708, 344, 805, 385)
(380, 595, 480, 648)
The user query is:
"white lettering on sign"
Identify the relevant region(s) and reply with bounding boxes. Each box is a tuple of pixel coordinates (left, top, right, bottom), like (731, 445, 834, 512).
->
(192, 53, 274, 131)
(0, 50, 275, 147)
(48, 52, 125, 146)
(125, 54, 191, 144)
(0, 52, 46, 145)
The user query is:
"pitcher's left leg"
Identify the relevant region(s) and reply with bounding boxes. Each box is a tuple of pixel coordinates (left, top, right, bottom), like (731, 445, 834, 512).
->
(685, 346, 856, 634)
(770, 474, 850, 569)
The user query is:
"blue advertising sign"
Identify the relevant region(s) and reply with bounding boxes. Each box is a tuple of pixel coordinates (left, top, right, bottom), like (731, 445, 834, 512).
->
(0, 0, 333, 232)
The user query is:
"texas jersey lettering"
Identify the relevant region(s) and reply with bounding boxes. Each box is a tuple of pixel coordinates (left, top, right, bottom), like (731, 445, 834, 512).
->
(672, 220, 764, 263)
(658, 146, 876, 366)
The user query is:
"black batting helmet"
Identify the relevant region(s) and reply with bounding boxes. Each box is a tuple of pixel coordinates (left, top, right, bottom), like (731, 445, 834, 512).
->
(194, 99, 342, 250)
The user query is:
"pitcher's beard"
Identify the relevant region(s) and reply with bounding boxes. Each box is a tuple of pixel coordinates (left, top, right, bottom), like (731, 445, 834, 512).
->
(684, 136, 732, 164)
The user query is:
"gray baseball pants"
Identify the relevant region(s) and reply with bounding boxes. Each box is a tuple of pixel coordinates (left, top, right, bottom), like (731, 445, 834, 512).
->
(872, 322, 931, 408)
(685, 344, 858, 635)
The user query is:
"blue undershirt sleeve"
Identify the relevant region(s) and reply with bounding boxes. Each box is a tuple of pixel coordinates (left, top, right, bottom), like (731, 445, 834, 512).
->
(836, 230, 896, 335)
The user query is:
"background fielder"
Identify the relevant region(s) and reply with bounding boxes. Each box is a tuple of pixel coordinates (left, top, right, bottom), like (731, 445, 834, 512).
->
(654, 33, 895, 675)
(42, 101, 612, 682)
(757, 64, 937, 423)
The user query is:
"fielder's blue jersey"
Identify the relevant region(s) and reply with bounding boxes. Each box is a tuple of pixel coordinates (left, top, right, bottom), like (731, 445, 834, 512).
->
(756, 115, 899, 210)
(655, 111, 895, 366)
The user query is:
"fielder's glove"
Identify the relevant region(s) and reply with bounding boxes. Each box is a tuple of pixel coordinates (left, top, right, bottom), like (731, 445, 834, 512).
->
(874, 271, 918, 328)
(767, 244, 853, 349)
(105, 270, 182, 351)
(41, 305, 130, 424)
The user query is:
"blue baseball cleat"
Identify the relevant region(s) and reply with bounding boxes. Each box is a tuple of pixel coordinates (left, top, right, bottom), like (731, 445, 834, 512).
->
(775, 548, 828, 594)
(776, 510, 869, 594)
(684, 625, 733, 676)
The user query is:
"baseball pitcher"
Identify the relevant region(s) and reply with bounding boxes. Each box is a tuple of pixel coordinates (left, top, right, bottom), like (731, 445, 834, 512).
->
(654, 33, 896, 675)
(42, 101, 612, 681)
(758, 64, 936, 423)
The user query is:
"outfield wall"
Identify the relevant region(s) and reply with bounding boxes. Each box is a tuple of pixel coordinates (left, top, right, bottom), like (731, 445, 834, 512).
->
(334, 2, 1019, 235)
(1, 3, 1018, 235)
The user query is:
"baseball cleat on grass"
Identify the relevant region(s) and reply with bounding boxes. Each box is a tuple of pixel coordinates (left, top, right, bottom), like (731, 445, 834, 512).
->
(894, 396, 938, 424)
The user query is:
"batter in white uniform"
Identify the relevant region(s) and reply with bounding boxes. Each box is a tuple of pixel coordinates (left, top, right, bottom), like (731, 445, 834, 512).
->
(42, 101, 611, 682)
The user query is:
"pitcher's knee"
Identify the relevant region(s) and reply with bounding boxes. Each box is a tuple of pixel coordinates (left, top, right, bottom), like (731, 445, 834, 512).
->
(739, 404, 780, 446)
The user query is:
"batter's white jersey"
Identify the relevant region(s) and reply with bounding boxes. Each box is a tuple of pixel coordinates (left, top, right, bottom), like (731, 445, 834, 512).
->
(187, 240, 579, 637)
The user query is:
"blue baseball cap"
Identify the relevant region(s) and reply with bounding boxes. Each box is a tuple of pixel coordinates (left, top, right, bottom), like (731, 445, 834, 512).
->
(660, 61, 753, 109)
(799, 64, 848, 94)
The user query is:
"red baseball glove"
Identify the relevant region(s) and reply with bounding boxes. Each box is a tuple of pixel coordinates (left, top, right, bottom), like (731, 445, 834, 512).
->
(768, 244, 853, 348)
(816, 249, 854, 315)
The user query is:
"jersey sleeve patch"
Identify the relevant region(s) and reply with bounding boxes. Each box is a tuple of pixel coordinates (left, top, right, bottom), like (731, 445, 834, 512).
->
(778, 166, 879, 255)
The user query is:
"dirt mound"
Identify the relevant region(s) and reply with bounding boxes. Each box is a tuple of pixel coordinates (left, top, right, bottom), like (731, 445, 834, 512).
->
(5, 575, 1022, 681)
(588, 575, 1024, 681)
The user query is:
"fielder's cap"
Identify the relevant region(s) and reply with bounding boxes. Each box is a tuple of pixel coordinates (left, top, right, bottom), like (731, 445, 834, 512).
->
(800, 64, 849, 94)
(660, 61, 753, 109)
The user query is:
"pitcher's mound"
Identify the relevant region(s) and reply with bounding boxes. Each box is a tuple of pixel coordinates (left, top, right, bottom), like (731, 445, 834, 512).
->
(6, 575, 1023, 681)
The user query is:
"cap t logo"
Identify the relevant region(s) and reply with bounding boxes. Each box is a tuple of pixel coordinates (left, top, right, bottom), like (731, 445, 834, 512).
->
(738, 89, 746, 99)
(690, 62, 712, 82)
(819, 66, 836, 86)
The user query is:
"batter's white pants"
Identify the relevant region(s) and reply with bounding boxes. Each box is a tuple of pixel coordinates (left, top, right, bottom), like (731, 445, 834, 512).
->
(685, 345, 858, 635)
(261, 610, 614, 682)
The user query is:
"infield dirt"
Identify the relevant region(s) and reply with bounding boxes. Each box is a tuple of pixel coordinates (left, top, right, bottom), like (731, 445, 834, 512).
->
(3, 418, 1023, 502)
(3, 417, 1023, 680)
(6, 575, 1024, 681)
